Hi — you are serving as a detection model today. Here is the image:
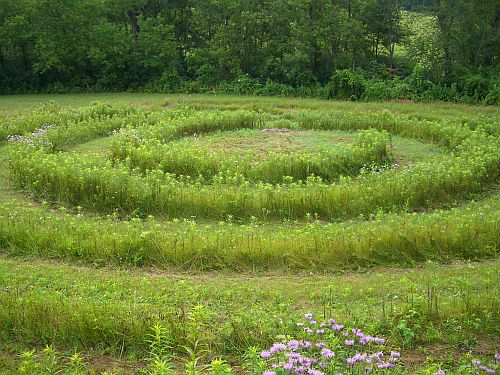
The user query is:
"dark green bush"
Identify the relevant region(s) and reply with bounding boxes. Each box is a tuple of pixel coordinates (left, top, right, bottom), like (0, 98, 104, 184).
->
(327, 69, 367, 100)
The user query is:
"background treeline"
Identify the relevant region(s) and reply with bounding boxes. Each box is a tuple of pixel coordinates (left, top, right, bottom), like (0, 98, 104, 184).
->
(0, 0, 498, 103)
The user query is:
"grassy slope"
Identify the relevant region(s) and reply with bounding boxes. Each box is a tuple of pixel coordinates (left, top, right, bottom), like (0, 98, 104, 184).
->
(0, 257, 498, 373)
(0, 94, 498, 373)
(0, 93, 499, 119)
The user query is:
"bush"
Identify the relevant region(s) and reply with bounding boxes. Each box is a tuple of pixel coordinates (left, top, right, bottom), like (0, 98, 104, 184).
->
(258, 80, 295, 96)
(484, 84, 500, 105)
(364, 80, 395, 101)
(461, 74, 490, 102)
(326, 69, 367, 100)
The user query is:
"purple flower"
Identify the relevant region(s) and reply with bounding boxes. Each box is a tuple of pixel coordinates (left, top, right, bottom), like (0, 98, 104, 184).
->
(283, 363, 294, 371)
(377, 362, 395, 369)
(263, 371, 276, 375)
(434, 370, 445, 375)
(316, 342, 326, 349)
(269, 343, 287, 354)
(261, 351, 272, 359)
(321, 348, 335, 359)
(332, 324, 344, 331)
(287, 340, 300, 351)
(345, 339, 355, 346)
(304, 313, 313, 320)
(300, 341, 312, 349)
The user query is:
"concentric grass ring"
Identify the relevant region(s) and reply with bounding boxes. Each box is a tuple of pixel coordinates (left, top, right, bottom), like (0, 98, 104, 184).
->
(1, 103, 499, 271)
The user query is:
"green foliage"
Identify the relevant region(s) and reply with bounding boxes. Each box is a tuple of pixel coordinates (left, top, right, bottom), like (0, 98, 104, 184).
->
(2, 103, 499, 272)
(0, 258, 498, 373)
(0, 96, 498, 374)
(327, 70, 367, 100)
(0, 0, 497, 103)
(18, 346, 86, 375)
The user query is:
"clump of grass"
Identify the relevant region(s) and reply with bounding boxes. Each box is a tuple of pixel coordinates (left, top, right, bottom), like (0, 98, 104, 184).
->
(0, 101, 138, 142)
(0, 195, 498, 270)
(112, 128, 393, 183)
(7, 127, 498, 221)
(0, 258, 498, 369)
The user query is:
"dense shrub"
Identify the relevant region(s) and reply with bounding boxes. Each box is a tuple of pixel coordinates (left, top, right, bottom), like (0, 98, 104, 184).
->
(326, 70, 367, 100)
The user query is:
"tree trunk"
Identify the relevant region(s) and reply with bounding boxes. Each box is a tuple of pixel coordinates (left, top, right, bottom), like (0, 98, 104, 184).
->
(436, 0, 452, 76)
(127, 9, 140, 50)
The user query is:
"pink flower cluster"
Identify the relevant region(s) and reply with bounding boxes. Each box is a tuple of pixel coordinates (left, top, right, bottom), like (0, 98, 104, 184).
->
(260, 313, 401, 375)
(7, 124, 54, 149)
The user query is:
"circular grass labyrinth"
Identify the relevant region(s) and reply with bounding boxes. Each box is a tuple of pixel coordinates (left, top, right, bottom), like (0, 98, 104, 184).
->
(2, 103, 499, 271)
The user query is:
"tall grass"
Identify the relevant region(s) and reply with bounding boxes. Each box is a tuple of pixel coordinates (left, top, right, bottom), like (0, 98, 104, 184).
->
(111, 129, 393, 183)
(7, 129, 499, 220)
(0, 258, 498, 360)
(0, 101, 138, 142)
(0, 195, 498, 270)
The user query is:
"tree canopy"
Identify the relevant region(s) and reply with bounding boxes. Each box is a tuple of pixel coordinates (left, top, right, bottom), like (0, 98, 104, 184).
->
(0, 0, 498, 102)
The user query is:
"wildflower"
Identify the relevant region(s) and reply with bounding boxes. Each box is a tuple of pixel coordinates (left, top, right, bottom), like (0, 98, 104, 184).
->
(377, 362, 395, 369)
(300, 341, 312, 349)
(307, 370, 324, 375)
(345, 339, 355, 346)
(434, 369, 445, 375)
(261, 351, 272, 359)
(347, 357, 356, 366)
(320, 348, 335, 359)
(270, 343, 287, 354)
(304, 313, 313, 320)
(263, 371, 276, 375)
(287, 340, 300, 351)
(283, 363, 294, 371)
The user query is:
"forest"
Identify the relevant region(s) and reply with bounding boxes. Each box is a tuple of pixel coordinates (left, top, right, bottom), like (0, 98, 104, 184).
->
(0, 0, 499, 102)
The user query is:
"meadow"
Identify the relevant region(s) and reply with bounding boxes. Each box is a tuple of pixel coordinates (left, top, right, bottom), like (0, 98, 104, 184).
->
(0, 94, 498, 374)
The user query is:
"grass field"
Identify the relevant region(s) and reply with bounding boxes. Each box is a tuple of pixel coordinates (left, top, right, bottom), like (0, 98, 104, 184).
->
(0, 94, 498, 374)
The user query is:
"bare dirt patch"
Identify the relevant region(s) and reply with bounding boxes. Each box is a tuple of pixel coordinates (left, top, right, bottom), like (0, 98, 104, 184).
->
(261, 128, 311, 136)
